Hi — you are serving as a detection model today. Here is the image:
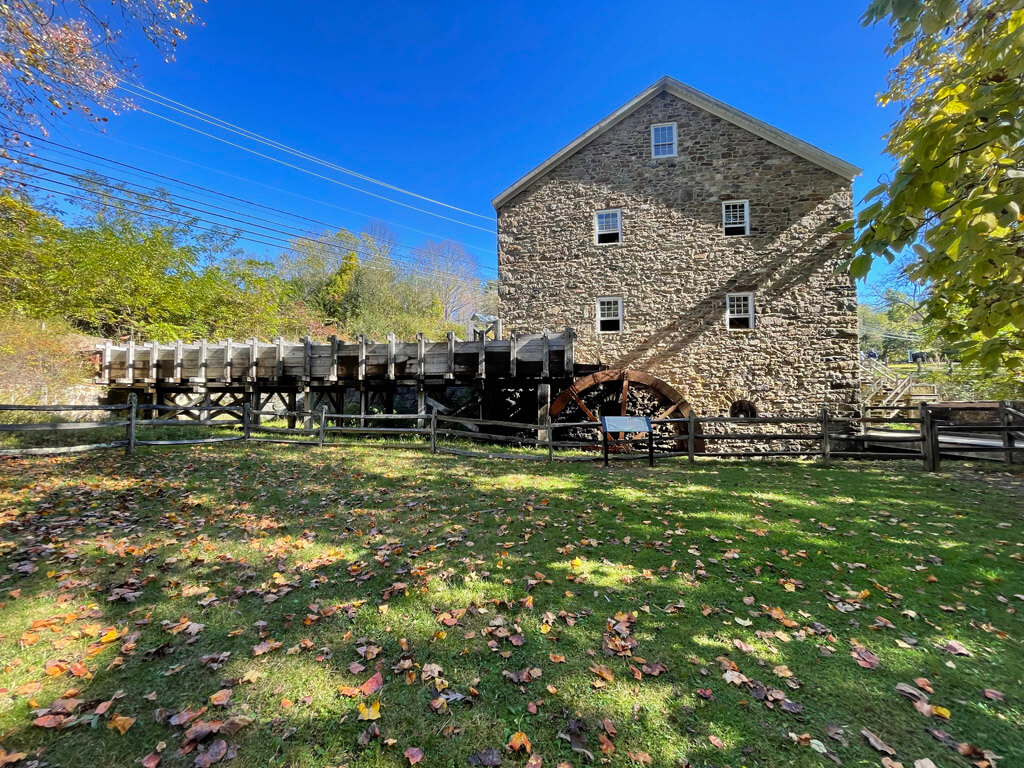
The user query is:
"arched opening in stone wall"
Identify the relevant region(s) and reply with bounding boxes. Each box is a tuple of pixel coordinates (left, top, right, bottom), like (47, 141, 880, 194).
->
(729, 399, 758, 418)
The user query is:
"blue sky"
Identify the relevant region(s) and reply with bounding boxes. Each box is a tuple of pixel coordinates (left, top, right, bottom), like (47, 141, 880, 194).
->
(36, 1, 898, 284)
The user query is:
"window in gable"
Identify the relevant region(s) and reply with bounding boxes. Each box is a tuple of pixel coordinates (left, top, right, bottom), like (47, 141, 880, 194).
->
(651, 122, 677, 158)
(722, 200, 750, 236)
(594, 209, 621, 244)
(596, 297, 623, 333)
(726, 292, 755, 330)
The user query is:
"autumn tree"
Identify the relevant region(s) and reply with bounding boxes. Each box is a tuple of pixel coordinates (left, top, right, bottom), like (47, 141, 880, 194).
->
(0, 0, 200, 140)
(853, 0, 1024, 371)
(413, 239, 485, 323)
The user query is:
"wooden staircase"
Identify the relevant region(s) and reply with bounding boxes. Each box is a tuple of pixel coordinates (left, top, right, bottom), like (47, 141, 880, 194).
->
(860, 359, 939, 416)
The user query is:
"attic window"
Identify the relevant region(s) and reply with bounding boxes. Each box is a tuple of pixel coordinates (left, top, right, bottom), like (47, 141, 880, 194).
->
(595, 209, 621, 244)
(722, 200, 750, 236)
(726, 292, 755, 330)
(651, 123, 677, 158)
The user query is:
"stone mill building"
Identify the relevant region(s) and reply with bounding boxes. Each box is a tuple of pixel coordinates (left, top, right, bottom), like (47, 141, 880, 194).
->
(493, 76, 862, 418)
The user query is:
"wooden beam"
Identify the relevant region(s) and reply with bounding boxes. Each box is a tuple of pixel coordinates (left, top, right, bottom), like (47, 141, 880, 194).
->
(541, 329, 550, 378)
(446, 331, 455, 380)
(274, 337, 284, 379)
(224, 338, 233, 382)
(302, 336, 311, 382)
(564, 327, 574, 377)
(248, 338, 258, 381)
(329, 335, 339, 381)
(387, 333, 396, 379)
(148, 341, 158, 382)
(509, 332, 517, 378)
(417, 333, 426, 379)
(126, 339, 136, 383)
(477, 332, 486, 379)
(358, 334, 366, 381)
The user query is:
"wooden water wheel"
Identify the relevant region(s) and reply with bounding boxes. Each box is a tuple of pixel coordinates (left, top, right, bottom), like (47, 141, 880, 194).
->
(549, 368, 695, 449)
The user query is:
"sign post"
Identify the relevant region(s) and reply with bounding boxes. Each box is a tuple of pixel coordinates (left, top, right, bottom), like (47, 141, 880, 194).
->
(599, 415, 653, 468)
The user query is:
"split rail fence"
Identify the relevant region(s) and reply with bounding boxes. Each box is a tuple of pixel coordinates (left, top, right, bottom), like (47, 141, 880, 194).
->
(1, 397, 1021, 471)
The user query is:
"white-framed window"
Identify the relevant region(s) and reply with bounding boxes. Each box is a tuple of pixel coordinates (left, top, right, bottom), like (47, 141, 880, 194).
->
(594, 208, 622, 244)
(596, 297, 623, 334)
(726, 292, 755, 330)
(722, 199, 750, 236)
(650, 122, 677, 158)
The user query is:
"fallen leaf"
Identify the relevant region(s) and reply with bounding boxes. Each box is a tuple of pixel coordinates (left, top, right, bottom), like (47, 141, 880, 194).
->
(404, 747, 424, 764)
(507, 732, 532, 753)
(358, 700, 381, 720)
(861, 728, 895, 755)
(107, 714, 136, 735)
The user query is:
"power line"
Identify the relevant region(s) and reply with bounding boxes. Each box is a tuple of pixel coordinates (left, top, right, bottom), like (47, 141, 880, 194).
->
(8, 151, 497, 279)
(3, 138, 498, 275)
(10, 175, 490, 287)
(114, 100, 496, 235)
(54, 128, 497, 257)
(116, 79, 496, 222)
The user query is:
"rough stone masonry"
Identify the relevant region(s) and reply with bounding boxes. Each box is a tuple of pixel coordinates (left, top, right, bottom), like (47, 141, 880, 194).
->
(495, 87, 861, 417)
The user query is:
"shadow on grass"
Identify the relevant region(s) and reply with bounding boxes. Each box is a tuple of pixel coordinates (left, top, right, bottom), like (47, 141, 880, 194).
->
(0, 444, 1021, 767)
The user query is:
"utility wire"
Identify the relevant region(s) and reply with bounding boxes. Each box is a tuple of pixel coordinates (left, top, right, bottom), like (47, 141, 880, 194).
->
(115, 102, 496, 235)
(11, 175, 491, 286)
(116, 79, 496, 222)
(4, 140, 499, 274)
(39, 129, 497, 257)
(8, 151, 497, 278)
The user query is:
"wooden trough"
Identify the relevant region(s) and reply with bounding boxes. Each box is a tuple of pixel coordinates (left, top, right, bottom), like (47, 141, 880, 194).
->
(97, 329, 588, 427)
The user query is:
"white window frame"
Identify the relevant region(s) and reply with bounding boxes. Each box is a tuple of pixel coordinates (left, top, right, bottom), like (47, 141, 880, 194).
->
(725, 292, 755, 331)
(722, 199, 750, 236)
(650, 122, 678, 158)
(596, 296, 623, 334)
(594, 208, 622, 245)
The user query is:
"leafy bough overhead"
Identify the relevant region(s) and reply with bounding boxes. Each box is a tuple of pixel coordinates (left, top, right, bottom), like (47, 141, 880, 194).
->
(851, 0, 1024, 370)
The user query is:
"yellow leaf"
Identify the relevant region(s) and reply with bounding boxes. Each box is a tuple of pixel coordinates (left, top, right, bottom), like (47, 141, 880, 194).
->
(358, 700, 381, 720)
(107, 714, 135, 734)
(932, 705, 950, 719)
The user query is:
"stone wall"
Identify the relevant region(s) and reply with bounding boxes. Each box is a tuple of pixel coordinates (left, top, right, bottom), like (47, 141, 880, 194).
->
(497, 90, 860, 417)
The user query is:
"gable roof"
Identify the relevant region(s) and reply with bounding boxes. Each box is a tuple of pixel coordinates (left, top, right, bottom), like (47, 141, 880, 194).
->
(492, 76, 861, 210)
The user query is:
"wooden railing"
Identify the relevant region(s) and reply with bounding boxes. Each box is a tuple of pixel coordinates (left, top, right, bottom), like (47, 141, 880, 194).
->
(2, 400, 1020, 470)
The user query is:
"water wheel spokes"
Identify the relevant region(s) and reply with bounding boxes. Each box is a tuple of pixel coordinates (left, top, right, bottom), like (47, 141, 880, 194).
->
(550, 369, 693, 451)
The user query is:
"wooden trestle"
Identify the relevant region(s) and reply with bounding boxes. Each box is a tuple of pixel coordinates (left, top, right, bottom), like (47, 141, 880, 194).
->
(96, 329, 586, 426)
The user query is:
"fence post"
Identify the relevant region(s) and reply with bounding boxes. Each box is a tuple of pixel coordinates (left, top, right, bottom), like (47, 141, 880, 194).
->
(125, 393, 137, 456)
(920, 402, 937, 471)
(648, 429, 655, 468)
(547, 424, 554, 462)
(243, 401, 251, 441)
(687, 410, 696, 464)
(999, 401, 1013, 465)
(602, 428, 610, 468)
(821, 408, 831, 467)
(430, 410, 437, 454)
(318, 405, 327, 448)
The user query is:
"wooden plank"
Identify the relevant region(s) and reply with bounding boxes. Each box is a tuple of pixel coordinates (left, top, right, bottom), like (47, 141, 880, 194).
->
(0, 404, 129, 412)
(248, 338, 258, 381)
(564, 327, 573, 377)
(148, 341, 158, 381)
(302, 337, 311, 381)
(387, 333, 396, 379)
(173, 340, 183, 382)
(477, 333, 486, 379)
(329, 335, 339, 381)
(100, 340, 111, 384)
(920, 403, 937, 471)
(446, 331, 455, 379)
(275, 337, 285, 379)
(417, 333, 426, 378)
(0, 441, 128, 457)
(541, 329, 550, 378)
(0, 420, 130, 432)
(224, 338, 234, 382)
(358, 335, 367, 381)
(509, 332, 517, 378)
(126, 339, 136, 383)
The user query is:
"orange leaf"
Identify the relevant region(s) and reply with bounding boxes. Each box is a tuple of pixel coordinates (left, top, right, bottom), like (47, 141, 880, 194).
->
(507, 731, 532, 753)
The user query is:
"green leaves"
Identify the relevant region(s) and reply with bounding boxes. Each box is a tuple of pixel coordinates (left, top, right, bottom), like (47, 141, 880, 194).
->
(854, 0, 1024, 371)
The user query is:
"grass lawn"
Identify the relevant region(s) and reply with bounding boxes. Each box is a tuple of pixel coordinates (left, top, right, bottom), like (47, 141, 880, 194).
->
(0, 443, 1021, 768)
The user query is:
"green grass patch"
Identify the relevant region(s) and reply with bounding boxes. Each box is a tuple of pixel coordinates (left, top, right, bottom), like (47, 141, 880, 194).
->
(1, 444, 1021, 767)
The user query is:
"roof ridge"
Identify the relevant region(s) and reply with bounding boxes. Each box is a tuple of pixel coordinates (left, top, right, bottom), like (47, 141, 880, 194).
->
(492, 76, 861, 210)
